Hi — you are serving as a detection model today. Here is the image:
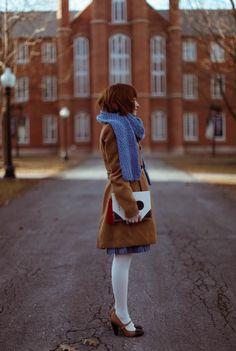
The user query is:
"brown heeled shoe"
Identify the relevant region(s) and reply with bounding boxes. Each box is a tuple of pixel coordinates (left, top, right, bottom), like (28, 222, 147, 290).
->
(110, 310, 144, 337)
(110, 307, 143, 330)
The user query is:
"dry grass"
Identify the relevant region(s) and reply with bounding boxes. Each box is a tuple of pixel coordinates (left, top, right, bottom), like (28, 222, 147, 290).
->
(0, 179, 39, 206)
(0, 155, 82, 206)
(164, 154, 236, 191)
(164, 155, 236, 175)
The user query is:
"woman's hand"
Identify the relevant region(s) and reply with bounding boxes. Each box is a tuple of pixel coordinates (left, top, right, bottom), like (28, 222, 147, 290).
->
(126, 212, 142, 224)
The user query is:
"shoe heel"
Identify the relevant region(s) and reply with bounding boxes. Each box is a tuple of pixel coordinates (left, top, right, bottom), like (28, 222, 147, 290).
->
(111, 322, 119, 336)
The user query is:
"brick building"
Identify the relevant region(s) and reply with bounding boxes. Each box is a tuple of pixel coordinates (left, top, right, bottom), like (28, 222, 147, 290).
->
(1, 0, 236, 156)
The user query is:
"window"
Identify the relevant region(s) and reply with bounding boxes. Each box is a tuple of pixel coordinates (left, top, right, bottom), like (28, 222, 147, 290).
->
(183, 113, 198, 141)
(18, 117, 30, 144)
(16, 43, 29, 64)
(151, 111, 167, 141)
(42, 76, 57, 101)
(74, 37, 90, 97)
(210, 113, 226, 141)
(42, 42, 56, 63)
(183, 74, 198, 100)
(74, 113, 90, 142)
(15, 77, 29, 102)
(211, 74, 225, 99)
(182, 41, 197, 62)
(109, 34, 131, 84)
(151, 36, 166, 96)
(112, 0, 127, 23)
(211, 42, 224, 62)
(43, 115, 58, 144)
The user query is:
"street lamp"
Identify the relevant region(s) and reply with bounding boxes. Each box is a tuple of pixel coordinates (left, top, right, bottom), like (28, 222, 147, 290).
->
(0, 68, 16, 178)
(59, 106, 70, 161)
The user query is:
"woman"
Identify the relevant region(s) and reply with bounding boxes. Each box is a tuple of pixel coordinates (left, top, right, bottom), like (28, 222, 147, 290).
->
(96, 83, 157, 337)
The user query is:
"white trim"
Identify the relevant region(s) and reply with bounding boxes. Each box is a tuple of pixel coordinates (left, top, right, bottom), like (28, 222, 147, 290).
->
(16, 43, 29, 64)
(74, 112, 91, 142)
(112, 0, 127, 23)
(15, 77, 29, 102)
(182, 40, 197, 62)
(43, 115, 58, 144)
(183, 112, 199, 141)
(150, 36, 166, 97)
(42, 76, 57, 101)
(74, 37, 90, 97)
(210, 42, 225, 63)
(109, 34, 131, 84)
(18, 117, 30, 145)
(151, 111, 167, 141)
(42, 42, 56, 63)
(183, 74, 198, 100)
(211, 74, 225, 99)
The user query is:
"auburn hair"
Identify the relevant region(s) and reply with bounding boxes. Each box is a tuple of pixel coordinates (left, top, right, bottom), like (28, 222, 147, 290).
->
(97, 83, 137, 116)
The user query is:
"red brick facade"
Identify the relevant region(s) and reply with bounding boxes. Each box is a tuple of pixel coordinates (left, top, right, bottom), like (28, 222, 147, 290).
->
(1, 0, 236, 156)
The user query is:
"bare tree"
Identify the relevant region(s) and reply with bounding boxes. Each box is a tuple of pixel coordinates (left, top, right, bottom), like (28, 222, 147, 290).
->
(183, 0, 236, 121)
(0, 0, 56, 160)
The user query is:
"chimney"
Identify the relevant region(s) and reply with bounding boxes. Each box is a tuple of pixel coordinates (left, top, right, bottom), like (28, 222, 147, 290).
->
(57, 0, 69, 28)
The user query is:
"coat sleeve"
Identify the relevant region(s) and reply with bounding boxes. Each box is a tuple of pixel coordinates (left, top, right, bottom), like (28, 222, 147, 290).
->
(101, 124, 139, 219)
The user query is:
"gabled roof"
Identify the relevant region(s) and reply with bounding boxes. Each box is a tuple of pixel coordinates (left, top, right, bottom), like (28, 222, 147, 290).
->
(0, 11, 78, 38)
(0, 9, 233, 38)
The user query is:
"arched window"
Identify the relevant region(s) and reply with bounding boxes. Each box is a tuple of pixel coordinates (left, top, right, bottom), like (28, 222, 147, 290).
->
(112, 0, 127, 23)
(74, 112, 90, 142)
(152, 111, 167, 141)
(109, 34, 131, 84)
(74, 37, 90, 97)
(150, 36, 166, 96)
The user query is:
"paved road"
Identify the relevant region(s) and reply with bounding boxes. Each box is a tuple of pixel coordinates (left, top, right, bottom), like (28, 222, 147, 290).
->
(0, 156, 236, 351)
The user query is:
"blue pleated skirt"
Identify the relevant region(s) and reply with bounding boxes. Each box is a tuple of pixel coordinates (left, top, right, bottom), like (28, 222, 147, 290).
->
(107, 244, 150, 255)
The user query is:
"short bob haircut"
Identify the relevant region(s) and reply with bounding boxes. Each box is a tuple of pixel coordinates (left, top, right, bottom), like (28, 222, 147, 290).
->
(97, 83, 137, 116)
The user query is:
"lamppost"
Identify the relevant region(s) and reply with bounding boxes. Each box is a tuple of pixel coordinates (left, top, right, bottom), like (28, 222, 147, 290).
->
(0, 68, 16, 178)
(59, 106, 70, 161)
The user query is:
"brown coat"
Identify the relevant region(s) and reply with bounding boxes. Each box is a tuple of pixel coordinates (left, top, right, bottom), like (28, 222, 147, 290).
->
(97, 124, 157, 249)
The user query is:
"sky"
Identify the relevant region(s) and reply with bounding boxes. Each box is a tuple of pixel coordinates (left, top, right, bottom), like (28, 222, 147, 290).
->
(0, 0, 234, 11)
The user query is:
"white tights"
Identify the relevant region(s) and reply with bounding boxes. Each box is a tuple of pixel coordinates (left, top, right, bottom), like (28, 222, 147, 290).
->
(111, 253, 135, 331)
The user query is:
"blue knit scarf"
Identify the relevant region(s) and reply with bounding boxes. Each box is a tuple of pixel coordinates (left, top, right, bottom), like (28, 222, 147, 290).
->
(96, 111, 145, 182)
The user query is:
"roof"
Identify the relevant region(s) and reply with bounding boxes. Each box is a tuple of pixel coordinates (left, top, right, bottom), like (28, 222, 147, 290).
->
(0, 11, 78, 38)
(0, 9, 233, 38)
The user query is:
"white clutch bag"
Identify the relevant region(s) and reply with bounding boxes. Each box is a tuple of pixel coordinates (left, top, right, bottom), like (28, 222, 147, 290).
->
(111, 191, 152, 222)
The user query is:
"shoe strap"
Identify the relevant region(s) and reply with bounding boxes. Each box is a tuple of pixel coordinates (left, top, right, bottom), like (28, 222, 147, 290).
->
(121, 320, 132, 330)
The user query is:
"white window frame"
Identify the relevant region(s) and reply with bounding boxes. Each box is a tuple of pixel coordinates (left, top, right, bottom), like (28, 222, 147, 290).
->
(109, 34, 131, 84)
(74, 37, 90, 97)
(183, 74, 198, 100)
(42, 42, 56, 63)
(15, 77, 29, 102)
(211, 74, 225, 99)
(182, 41, 197, 62)
(42, 76, 57, 101)
(183, 112, 199, 141)
(210, 42, 225, 63)
(18, 117, 30, 145)
(150, 36, 166, 97)
(74, 112, 90, 142)
(112, 0, 127, 23)
(43, 115, 58, 144)
(151, 111, 167, 141)
(16, 43, 29, 64)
